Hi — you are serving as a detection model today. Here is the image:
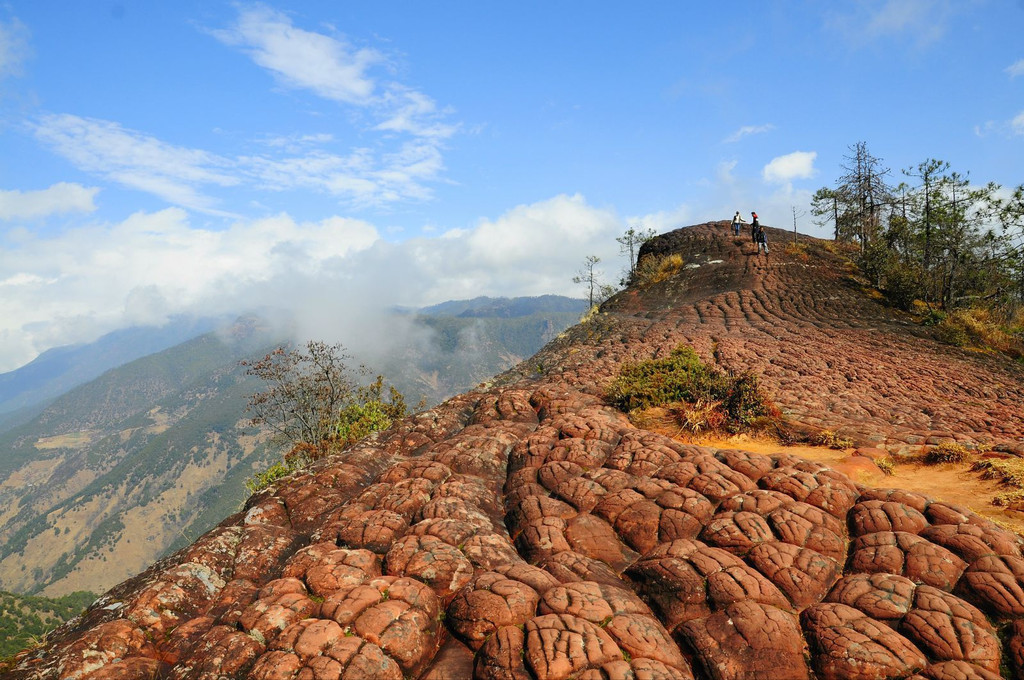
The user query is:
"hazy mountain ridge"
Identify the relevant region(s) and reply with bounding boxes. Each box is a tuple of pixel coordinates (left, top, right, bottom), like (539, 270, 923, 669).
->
(0, 316, 222, 421)
(0, 297, 585, 596)
(0, 335, 276, 595)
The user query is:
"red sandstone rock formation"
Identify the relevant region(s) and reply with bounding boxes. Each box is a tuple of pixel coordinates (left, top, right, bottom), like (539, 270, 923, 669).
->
(5, 223, 1024, 680)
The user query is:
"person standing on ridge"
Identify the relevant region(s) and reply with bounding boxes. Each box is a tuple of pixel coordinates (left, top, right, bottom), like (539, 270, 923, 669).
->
(750, 212, 760, 243)
(755, 222, 769, 255)
(732, 211, 745, 236)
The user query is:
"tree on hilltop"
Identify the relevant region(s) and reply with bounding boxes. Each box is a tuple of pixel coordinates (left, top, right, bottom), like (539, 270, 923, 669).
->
(573, 255, 616, 308)
(617, 224, 657, 283)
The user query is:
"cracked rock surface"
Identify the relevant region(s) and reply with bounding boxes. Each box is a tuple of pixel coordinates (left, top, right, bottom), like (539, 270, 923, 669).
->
(8, 224, 1024, 680)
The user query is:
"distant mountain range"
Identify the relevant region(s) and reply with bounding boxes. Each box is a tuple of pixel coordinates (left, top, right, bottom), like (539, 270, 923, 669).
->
(0, 316, 227, 432)
(0, 296, 585, 596)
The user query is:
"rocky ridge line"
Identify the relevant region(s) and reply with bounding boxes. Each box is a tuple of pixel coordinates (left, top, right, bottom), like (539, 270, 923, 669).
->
(6, 223, 1024, 680)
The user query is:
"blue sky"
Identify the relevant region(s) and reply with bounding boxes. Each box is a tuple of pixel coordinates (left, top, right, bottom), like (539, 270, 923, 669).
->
(0, 1, 1022, 371)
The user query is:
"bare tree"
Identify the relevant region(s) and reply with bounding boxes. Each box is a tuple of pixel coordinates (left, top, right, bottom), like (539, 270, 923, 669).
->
(241, 341, 363, 448)
(573, 255, 613, 308)
(617, 224, 657, 281)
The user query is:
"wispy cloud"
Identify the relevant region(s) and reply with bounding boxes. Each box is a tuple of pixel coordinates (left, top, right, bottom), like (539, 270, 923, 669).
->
(211, 5, 456, 142)
(974, 111, 1024, 138)
(210, 4, 380, 105)
(0, 15, 31, 80)
(241, 138, 445, 207)
(1012, 111, 1024, 136)
(34, 110, 451, 213)
(33, 114, 239, 215)
(1007, 59, 1024, 78)
(28, 4, 457, 213)
(724, 124, 775, 143)
(825, 0, 959, 48)
(0, 183, 99, 220)
(763, 151, 817, 185)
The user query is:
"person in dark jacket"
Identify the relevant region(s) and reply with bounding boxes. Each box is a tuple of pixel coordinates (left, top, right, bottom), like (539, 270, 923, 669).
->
(755, 223, 769, 255)
(750, 212, 760, 243)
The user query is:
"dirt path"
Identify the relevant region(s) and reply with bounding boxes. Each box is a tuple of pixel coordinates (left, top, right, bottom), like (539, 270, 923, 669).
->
(697, 435, 1024, 534)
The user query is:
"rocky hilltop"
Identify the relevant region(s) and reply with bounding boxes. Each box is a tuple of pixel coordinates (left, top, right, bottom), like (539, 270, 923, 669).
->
(6, 223, 1024, 680)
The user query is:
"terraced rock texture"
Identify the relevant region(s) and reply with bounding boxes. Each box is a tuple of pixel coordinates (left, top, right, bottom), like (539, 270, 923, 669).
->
(6, 223, 1024, 680)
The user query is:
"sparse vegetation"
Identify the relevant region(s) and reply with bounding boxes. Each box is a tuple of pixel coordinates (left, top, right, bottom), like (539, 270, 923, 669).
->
(876, 457, 897, 475)
(784, 241, 810, 262)
(242, 341, 409, 492)
(812, 141, 1024, 360)
(631, 253, 684, 287)
(245, 459, 299, 495)
(0, 590, 95, 658)
(617, 225, 658, 283)
(572, 255, 617, 308)
(932, 308, 1024, 358)
(973, 458, 1024, 489)
(243, 341, 406, 455)
(607, 345, 780, 436)
(973, 458, 1024, 510)
(924, 441, 973, 464)
(812, 430, 854, 450)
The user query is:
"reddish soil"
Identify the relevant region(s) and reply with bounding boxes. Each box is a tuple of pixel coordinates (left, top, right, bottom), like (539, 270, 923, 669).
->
(7, 223, 1024, 680)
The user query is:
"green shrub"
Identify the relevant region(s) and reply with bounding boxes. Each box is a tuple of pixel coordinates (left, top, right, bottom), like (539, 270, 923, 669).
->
(883, 264, 924, 311)
(607, 345, 779, 434)
(245, 460, 298, 495)
(608, 346, 728, 412)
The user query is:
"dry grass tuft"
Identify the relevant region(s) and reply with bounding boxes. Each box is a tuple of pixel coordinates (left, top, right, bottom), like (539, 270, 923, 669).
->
(924, 441, 974, 465)
(784, 241, 810, 262)
(812, 430, 854, 450)
(931, 307, 1024, 358)
(632, 254, 685, 287)
(973, 458, 1024, 488)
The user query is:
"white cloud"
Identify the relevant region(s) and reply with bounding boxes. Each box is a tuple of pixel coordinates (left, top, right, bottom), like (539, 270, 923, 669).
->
(1012, 111, 1024, 136)
(211, 4, 380, 105)
(34, 113, 449, 212)
(0, 183, 99, 220)
(0, 194, 626, 372)
(0, 207, 380, 370)
(33, 114, 238, 215)
(375, 87, 458, 140)
(0, 15, 31, 80)
(212, 5, 454, 142)
(723, 124, 775, 143)
(628, 205, 693, 234)
(1007, 59, 1024, 78)
(763, 151, 817, 185)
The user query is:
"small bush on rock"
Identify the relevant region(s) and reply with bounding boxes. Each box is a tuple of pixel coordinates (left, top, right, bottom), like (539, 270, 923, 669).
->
(812, 430, 854, 450)
(924, 441, 973, 464)
(608, 344, 779, 435)
(973, 458, 1024, 488)
(632, 254, 685, 287)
